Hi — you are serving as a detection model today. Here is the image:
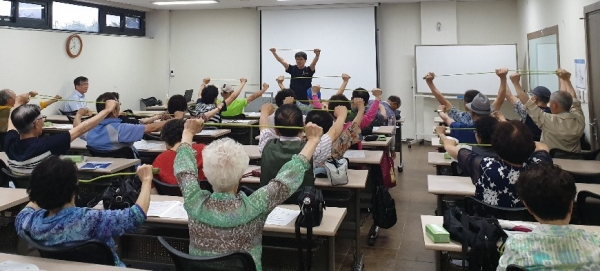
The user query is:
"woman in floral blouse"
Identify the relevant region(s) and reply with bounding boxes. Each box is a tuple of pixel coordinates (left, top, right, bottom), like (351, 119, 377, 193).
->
(174, 118, 323, 271)
(15, 156, 154, 267)
(439, 120, 552, 208)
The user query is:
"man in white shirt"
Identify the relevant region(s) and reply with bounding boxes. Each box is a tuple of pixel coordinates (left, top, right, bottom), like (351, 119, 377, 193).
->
(62, 76, 90, 114)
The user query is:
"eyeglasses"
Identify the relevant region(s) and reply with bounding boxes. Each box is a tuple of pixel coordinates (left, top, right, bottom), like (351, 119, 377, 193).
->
(35, 115, 46, 122)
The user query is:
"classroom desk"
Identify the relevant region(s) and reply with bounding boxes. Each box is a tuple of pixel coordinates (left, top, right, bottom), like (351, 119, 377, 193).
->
(372, 126, 394, 135)
(42, 123, 72, 133)
(434, 116, 444, 124)
(45, 115, 70, 124)
(428, 152, 455, 175)
(76, 157, 140, 174)
(70, 138, 166, 154)
(151, 129, 230, 143)
(144, 105, 167, 111)
(135, 195, 346, 271)
(361, 137, 392, 148)
(241, 165, 368, 189)
(0, 188, 28, 211)
(421, 215, 600, 271)
(241, 145, 383, 165)
(0, 253, 146, 271)
(554, 158, 600, 175)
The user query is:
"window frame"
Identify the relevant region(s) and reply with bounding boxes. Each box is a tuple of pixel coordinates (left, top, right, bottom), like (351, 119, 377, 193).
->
(0, 0, 145, 37)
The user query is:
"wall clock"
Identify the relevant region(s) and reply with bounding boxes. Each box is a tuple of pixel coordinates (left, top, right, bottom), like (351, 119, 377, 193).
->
(66, 34, 83, 58)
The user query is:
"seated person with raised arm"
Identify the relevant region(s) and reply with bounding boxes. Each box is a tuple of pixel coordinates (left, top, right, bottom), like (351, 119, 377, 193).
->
(510, 69, 585, 152)
(275, 76, 321, 114)
(497, 163, 600, 270)
(258, 103, 347, 189)
(15, 158, 153, 267)
(153, 119, 206, 185)
(0, 89, 59, 133)
(173, 118, 323, 271)
(350, 88, 386, 136)
(63, 76, 92, 115)
(195, 78, 247, 124)
(504, 83, 551, 141)
(459, 116, 498, 157)
(5, 94, 117, 174)
(107, 92, 170, 125)
(219, 82, 269, 118)
(81, 92, 175, 156)
(434, 68, 508, 144)
(439, 120, 552, 208)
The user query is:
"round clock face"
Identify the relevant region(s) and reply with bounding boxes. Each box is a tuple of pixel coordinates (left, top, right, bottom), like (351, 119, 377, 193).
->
(67, 35, 82, 58)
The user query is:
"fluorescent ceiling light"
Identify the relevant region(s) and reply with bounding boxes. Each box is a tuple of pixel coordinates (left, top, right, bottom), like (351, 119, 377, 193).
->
(153, 0, 219, 5)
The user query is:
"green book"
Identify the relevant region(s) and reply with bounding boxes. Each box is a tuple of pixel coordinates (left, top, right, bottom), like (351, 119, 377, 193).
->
(443, 152, 451, 159)
(62, 155, 85, 163)
(426, 224, 450, 243)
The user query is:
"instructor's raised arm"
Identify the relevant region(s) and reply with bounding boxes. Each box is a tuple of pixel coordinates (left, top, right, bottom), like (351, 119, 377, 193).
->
(270, 48, 290, 70)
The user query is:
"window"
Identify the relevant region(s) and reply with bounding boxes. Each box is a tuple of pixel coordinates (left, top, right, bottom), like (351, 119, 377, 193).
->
(0, 1, 11, 17)
(18, 2, 44, 19)
(125, 16, 139, 29)
(52, 2, 98, 32)
(105, 13, 119, 27)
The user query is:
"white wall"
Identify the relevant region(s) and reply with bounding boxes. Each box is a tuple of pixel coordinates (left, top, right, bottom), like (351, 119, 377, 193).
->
(517, 0, 597, 141)
(167, 9, 261, 99)
(420, 1, 457, 45)
(0, 28, 158, 112)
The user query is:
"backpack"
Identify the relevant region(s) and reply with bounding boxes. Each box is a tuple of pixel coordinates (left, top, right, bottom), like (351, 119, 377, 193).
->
(295, 186, 325, 271)
(140, 97, 162, 107)
(443, 207, 507, 271)
(370, 165, 397, 229)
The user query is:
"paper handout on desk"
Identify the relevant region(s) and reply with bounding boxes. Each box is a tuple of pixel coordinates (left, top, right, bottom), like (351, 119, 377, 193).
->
(54, 124, 73, 129)
(343, 150, 365, 159)
(265, 207, 300, 226)
(133, 140, 162, 150)
(0, 261, 40, 271)
(147, 201, 188, 220)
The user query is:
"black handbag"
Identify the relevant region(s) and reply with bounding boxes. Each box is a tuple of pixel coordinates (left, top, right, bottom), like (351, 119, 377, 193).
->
(77, 177, 141, 210)
(140, 97, 163, 107)
(295, 186, 325, 271)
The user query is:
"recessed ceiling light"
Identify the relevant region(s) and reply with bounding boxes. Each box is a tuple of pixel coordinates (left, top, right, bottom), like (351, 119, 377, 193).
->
(153, 0, 219, 5)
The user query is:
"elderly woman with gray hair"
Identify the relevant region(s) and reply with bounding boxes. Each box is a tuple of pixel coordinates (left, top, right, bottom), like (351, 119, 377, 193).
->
(174, 118, 323, 271)
(4, 94, 117, 174)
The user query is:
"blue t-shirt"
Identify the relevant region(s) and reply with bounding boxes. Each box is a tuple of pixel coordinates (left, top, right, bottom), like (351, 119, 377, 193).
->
(83, 118, 145, 152)
(450, 122, 477, 144)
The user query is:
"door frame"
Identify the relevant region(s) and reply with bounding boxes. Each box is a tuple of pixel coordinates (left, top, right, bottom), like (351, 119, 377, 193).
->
(585, 2, 600, 149)
(526, 25, 560, 90)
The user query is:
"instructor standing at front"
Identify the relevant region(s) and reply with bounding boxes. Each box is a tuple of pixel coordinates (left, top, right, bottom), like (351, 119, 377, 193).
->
(270, 48, 321, 105)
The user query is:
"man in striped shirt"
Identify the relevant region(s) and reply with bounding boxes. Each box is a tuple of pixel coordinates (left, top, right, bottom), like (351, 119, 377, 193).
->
(195, 78, 247, 126)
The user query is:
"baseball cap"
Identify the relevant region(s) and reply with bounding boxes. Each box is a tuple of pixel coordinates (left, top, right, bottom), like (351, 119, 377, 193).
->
(531, 86, 551, 99)
(221, 84, 234, 93)
(465, 93, 492, 115)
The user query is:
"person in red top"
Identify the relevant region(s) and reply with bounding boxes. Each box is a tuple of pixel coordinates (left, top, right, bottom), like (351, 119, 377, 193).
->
(153, 119, 206, 184)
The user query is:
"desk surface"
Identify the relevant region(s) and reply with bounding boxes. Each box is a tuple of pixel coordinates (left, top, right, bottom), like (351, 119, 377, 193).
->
(434, 116, 444, 123)
(372, 126, 394, 135)
(0, 253, 145, 271)
(554, 158, 600, 175)
(428, 152, 454, 166)
(242, 145, 383, 165)
(431, 137, 442, 147)
(242, 165, 368, 189)
(46, 115, 70, 124)
(427, 175, 600, 197)
(76, 157, 140, 174)
(0, 188, 28, 211)
(71, 138, 166, 154)
(146, 195, 346, 237)
(221, 119, 259, 126)
(144, 105, 167, 111)
(151, 129, 230, 139)
(421, 215, 600, 252)
(362, 137, 392, 148)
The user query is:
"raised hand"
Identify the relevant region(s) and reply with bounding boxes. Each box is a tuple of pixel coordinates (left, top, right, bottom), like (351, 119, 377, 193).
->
(304, 122, 323, 142)
(203, 77, 210, 85)
(425, 72, 435, 82)
(184, 118, 204, 135)
(495, 68, 509, 78)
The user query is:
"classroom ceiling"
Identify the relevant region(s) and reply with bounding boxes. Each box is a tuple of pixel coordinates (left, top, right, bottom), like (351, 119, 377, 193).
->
(98, 0, 500, 11)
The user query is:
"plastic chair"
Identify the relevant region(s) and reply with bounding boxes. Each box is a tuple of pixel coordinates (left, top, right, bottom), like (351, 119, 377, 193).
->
(1, 167, 30, 188)
(464, 196, 535, 221)
(87, 146, 136, 159)
(549, 148, 600, 160)
(157, 236, 256, 271)
(577, 190, 600, 225)
(20, 230, 115, 266)
(152, 178, 182, 196)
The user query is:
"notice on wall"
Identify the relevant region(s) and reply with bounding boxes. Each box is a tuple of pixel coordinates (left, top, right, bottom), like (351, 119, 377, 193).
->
(575, 59, 587, 90)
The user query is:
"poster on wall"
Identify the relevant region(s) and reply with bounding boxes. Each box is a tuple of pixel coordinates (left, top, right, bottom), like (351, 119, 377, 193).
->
(575, 59, 587, 90)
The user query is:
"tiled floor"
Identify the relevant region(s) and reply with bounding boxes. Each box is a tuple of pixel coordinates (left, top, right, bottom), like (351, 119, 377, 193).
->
(336, 143, 437, 271)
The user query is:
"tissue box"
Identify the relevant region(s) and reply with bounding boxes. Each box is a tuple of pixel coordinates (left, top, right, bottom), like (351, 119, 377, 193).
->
(443, 152, 451, 159)
(62, 155, 85, 163)
(426, 224, 450, 243)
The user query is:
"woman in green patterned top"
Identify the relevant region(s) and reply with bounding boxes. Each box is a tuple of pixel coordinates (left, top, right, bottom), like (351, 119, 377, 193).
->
(174, 118, 323, 271)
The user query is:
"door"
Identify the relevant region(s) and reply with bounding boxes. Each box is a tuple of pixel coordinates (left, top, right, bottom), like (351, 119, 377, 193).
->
(586, 6, 600, 149)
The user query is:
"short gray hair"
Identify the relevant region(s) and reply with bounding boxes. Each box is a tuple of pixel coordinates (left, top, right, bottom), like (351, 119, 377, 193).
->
(0, 89, 13, 106)
(202, 138, 249, 192)
(11, 104, 41, 134)
(550, 91, 573, 112)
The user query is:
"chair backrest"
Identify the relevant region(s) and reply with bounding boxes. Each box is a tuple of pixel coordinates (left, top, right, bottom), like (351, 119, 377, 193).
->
(549, 148, 600, 160)
(65, 115, 92, 124)
(1, 167, 31, 188)
(21, 231, 115, 266)
(184, 89, 193, 102)
(59, 109, 78, 116)
(506, 264, 527, 271)
(86, 146, 135, 159)
(157, 236, 256, 271)
(577, 190, 600, 225)
(152, 178, 183, 196)
(464, 196, 535, 222)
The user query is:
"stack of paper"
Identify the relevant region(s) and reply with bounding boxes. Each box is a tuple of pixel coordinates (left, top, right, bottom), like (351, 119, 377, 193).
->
(265, 207, 300, 226)
(134, 140, 163, 150)
(55, 124, 73, 129)
(343, 150, 366, 159)
(0, 261, 40, 271)
(147, 201, 188, 220)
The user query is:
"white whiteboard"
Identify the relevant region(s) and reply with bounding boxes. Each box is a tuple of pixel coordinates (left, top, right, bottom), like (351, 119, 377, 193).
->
(415, 44, 518, 96)
(260, 7, 377, 99)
